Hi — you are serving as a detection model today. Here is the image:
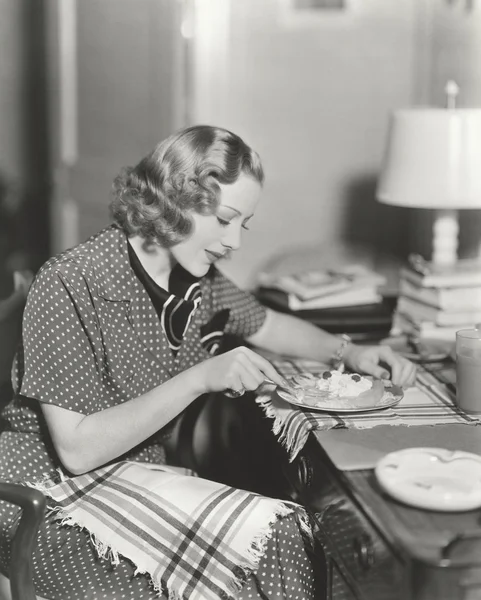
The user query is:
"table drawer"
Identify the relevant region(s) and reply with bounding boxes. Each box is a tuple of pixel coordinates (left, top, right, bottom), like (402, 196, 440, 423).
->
(285, 437, 407, 600)
(314, 497, 405, 600)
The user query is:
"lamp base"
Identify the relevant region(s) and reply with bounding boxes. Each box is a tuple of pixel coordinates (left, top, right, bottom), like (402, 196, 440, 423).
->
(431, 209, 459, 267)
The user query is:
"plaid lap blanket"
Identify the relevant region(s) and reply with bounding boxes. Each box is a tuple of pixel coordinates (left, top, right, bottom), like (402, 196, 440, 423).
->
(256, 358, 481, 460)
(32, 461, 300, 600)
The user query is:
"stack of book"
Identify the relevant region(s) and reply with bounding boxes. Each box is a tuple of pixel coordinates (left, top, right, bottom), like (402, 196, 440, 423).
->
(256, 265, 394, 342)
(392, 255, 481, 341)
(257, 265, 386, 311)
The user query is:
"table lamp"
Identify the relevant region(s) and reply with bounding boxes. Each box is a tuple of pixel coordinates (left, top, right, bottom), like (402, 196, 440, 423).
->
(376, 84, 481, 267)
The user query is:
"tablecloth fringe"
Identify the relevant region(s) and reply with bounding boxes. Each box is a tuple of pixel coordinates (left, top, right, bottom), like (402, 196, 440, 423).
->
(256, 393, 308, 461)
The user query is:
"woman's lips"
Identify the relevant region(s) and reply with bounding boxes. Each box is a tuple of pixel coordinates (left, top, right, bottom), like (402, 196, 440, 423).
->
(205, 250, 225, 261)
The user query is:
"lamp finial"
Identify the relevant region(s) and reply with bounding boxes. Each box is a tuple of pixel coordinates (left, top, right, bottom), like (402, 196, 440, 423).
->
(445, 80, 460, 109)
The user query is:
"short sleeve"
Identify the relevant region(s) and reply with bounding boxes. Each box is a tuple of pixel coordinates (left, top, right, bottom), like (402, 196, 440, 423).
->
(19, 263, 104, 415)
(210, 269, 267, 338)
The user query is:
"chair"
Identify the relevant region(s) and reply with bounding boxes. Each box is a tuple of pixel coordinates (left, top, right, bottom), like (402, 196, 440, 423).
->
(0, 486, 46, 600)
(0, 282, 48, 600)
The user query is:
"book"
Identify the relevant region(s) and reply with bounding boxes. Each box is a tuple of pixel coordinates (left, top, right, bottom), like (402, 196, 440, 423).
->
(401, 255, 481, 289)
(288, 286, 382, 311)
(391, 312, 461, 342)
(255, 287, 395, 340)
(396, 296, 481, 327)
(257, 265, 386, 301)
(399, 278, 481, 311)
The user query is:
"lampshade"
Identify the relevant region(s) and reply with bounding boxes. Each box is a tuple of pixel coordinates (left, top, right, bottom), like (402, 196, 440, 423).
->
(377, 109, 481, 208)
(376, 108, 481, 265)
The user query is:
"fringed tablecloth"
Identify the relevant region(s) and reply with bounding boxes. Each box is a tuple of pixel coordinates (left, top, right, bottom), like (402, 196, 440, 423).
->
(256, 358, 480, 460)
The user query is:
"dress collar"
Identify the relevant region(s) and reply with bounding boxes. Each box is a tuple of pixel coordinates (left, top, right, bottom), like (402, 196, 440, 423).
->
(89, 225, 139, 302)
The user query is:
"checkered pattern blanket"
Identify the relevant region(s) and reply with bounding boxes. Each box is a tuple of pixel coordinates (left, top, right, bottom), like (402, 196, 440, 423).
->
(33, 461, 300, 600)
(256, 358, 481, 460)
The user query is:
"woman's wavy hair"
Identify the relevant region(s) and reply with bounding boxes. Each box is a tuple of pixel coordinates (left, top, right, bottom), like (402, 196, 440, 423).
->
(110, 125, 264, 247)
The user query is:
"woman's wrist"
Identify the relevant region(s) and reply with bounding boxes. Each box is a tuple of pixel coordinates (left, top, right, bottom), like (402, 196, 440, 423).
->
(183, 363, 209, 397)
(330, 334, 352, 370)
(343, 341, 363, 371)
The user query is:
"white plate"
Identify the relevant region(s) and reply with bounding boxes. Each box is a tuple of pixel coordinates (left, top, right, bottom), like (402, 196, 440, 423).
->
(276, 378, 404, 413)
(375, 447, 481, 512)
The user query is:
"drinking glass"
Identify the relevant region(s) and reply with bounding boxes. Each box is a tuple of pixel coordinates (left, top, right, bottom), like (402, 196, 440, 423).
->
(456, 328, 481, 414)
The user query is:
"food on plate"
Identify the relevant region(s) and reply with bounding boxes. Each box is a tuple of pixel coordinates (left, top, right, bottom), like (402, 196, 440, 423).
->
(288, 370, 372, 398)
(314, 370, 372, 397)
(276, 370, 401, 411)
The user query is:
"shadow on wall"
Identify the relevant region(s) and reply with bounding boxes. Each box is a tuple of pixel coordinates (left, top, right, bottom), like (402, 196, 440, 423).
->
(0, 0, 51, 292)
(0, 174, 17, 297)
(342, 174, 481, 263)
(340, 174, 412, 263)
(458, 210, 481, 259)
(0, 173, 29, 297)
(20, 0, 51, 268)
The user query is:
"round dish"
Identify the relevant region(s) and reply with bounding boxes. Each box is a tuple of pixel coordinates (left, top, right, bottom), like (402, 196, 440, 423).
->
(380, 336, 452, 363)
(375, 447, 481, 512)
(276, 378, 403, 413)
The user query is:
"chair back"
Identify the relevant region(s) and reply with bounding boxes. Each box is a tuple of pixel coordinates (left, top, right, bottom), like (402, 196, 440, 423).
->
(0, 276, 47, 600)
(0, 288, 26, 426)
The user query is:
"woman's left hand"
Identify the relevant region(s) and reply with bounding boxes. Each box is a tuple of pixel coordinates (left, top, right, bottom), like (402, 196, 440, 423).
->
(343, 344, 417, 388)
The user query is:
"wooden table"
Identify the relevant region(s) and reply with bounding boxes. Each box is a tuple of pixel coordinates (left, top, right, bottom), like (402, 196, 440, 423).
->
(276, 363, 481, 600)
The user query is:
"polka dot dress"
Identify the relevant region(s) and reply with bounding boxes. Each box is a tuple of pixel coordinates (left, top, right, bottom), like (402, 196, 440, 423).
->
(0, 225, 318, 599)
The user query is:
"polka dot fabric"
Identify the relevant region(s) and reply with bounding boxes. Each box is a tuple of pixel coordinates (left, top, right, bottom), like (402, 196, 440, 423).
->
(208, 267, 267, 339)
(0, 225, 317, 599)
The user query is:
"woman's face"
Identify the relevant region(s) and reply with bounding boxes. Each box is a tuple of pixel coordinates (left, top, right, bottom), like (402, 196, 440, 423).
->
(170, 173, 262, 277)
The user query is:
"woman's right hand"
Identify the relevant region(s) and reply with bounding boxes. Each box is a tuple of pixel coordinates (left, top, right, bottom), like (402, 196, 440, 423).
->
(191, 346, 286, 397)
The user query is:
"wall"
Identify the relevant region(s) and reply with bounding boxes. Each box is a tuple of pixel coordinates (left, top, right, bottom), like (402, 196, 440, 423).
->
(429, 1, 481, 106)
(190, 0, 481, 288)
(46, 0, 183, 253)
(2, 0, 480, 290)
(190, 0, 422, 287)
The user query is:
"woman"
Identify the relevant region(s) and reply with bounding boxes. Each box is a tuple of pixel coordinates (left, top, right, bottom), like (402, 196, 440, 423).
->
(0, 125, 416, 600)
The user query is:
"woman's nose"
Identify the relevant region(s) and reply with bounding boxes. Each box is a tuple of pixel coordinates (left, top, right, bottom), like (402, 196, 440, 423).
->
(222, 224, 242, 251)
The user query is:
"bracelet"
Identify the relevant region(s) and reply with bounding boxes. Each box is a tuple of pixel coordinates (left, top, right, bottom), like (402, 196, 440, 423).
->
(331, 334, 352, 370)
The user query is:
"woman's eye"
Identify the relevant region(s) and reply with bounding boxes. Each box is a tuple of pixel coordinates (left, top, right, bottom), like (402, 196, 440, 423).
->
(242, 224, 250, 231)
(216, 217, 230, 226)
